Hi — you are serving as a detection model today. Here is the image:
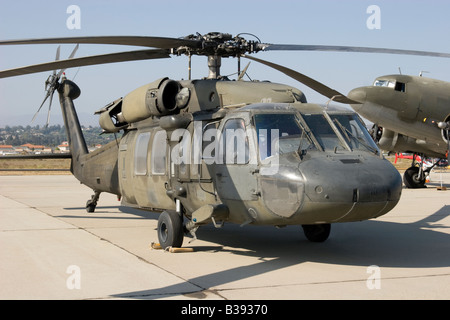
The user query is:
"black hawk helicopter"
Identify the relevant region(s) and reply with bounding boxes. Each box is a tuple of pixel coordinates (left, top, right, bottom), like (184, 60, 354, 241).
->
(2, 32, 447, 248)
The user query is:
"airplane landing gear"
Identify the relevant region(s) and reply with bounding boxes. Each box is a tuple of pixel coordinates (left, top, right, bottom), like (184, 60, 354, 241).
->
(402, 153, 446, 188)
(403, 166, 426, 188)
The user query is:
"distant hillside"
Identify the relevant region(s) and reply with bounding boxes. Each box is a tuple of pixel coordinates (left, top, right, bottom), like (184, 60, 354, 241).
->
(0, 124, 119, 147)
(0, 111, 100, 128)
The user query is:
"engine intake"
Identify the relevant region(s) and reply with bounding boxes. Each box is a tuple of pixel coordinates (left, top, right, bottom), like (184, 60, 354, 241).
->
(97, 78, 190, 133)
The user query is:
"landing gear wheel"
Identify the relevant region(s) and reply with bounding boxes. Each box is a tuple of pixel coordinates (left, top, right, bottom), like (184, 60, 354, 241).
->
(85, 191, 101, 213)
(403, 166, 426, 188)
(157, 210, 184, 249)
(302, 223, 331, 242)
(86, 200, 96, 213)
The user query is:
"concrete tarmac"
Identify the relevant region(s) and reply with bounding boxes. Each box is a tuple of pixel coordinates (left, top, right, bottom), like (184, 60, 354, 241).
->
(0, 171, 449, 300)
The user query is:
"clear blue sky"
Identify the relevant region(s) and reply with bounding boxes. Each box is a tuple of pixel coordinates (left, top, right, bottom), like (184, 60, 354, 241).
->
(1, 0, 450, 126)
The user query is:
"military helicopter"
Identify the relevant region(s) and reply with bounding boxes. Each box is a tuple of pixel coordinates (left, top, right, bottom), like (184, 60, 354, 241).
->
(2, 32, 447, 248)
(348, 74, 450, 188)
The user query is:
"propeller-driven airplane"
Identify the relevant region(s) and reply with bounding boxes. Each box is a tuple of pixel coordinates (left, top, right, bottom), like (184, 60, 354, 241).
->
(0, 32, 448, 248)
(348, 74, 450, 188)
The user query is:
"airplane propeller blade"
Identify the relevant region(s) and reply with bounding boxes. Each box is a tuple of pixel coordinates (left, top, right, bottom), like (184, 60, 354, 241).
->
(446, 126, 450, 163)
(242, 54, 359, 104)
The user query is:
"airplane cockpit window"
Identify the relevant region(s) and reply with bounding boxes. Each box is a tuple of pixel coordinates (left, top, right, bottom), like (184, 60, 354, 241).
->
(373, 79, 396, 88)
(394, 82, 406, 92)
(254, 113, 314, 160)
(329, 114, 380, 154)
(373, 79, 406, 92)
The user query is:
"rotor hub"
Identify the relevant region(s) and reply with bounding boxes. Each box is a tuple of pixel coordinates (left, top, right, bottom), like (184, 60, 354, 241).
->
(172, 32, 262, 58)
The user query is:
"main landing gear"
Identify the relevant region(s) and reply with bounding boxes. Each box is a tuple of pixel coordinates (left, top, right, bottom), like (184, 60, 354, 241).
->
(403, 153, 443, 188)
(155, 207, 333, 249)
(157, 210, 184, 249)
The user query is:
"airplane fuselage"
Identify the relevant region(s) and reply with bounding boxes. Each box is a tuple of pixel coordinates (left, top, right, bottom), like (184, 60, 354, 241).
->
(348, 74, 450, 158)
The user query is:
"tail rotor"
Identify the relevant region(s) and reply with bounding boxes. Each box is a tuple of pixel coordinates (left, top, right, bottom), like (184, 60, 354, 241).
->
(32, 44, 79, 127)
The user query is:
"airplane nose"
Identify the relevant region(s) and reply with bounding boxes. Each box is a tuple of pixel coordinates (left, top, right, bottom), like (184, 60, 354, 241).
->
(347, 88, 367, 106)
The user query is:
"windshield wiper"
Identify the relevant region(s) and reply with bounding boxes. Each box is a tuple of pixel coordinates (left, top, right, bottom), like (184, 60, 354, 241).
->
(333, 118, 379, 155)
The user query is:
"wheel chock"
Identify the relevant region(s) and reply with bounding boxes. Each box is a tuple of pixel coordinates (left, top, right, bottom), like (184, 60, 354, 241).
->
(150, 242, 162, 250)
(168, 247, 194, 253)
(150, 242, 194, 253)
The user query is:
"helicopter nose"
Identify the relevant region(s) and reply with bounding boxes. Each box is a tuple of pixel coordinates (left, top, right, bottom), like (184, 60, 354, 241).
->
(300, 155, 402, 222)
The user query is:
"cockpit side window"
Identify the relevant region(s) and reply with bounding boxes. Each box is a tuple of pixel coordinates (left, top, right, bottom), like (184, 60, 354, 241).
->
(395, 82, 406, 92)
(219, 118, 249, 165)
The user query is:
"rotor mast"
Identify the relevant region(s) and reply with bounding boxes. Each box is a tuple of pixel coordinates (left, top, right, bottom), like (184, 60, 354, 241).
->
(207, 55, 221, 79)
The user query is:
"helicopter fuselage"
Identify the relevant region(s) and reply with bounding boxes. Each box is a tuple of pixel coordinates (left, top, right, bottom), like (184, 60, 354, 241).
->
(59, 77, 402, 244)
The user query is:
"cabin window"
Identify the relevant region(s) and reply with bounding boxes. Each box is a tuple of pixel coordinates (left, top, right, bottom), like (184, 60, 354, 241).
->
(134, 132, 151, 176)
(219, 118, 249, 164)
(151, 130, 167, 175)
(202, 121, 220, 162)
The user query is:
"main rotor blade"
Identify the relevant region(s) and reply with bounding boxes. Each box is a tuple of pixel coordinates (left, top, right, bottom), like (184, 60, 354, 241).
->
(260, 44, 450, 58)
(0, 36, 200, 49)
(0, 49, 170, 78)
(242, 54, 359, 104)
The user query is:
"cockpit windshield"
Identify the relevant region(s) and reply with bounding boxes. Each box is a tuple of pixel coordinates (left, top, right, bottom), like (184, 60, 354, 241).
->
(373, 79, 396, 88)
(301, 114, 347, 151)
(254, 113, 314, 160)
(253, 111, 380, 160)
(329, 114, 380, 154)
(374, 79, 406, 92)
